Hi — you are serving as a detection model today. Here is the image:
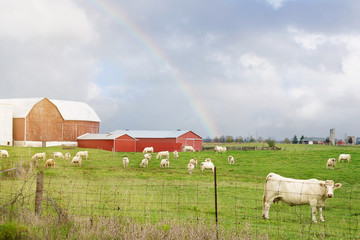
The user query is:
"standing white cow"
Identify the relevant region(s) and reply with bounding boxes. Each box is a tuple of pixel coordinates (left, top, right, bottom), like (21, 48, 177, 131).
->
(262, 173, 342, 223)
(123, 157, 129, 168)
(173, 151, 179, 159)
(228, 155, 235, 165)
(52, 152, 64, 159)
(156, 151, 169, 159)
(183, 146, 195, 152)
(143, 147, 154, 154)
(338, 154, 351, 163)
(76, 151, 88, 160)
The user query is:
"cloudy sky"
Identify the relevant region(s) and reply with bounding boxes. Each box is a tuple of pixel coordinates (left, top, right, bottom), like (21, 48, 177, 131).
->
(1, 0, 360, 140)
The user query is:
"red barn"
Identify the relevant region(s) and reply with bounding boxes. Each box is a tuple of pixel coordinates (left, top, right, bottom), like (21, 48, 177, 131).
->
(77, 130, 202, 152)
(0, 98, 100, 147)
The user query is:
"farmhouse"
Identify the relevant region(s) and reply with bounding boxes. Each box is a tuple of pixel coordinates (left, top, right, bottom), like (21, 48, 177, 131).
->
(0, 98, 100, 147)
(300, 137, 326, 145)
(78, 129, 202, 152)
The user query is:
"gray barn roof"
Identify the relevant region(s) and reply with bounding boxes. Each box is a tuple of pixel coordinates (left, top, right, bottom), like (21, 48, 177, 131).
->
(112, 130, 194, 138)
(0, 98, 101, 122)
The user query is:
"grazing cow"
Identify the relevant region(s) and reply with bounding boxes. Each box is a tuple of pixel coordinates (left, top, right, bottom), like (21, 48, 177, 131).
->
(326, 158, 336, 170)
(262, 173, 342, 223)
(156, 151, 169, 159)
(201, 161, 215, 173)
(143, 147, 154, 154)
(32, 152, 46, 161)
(52, 152, 64, 159)
(0, 150, 9, 158)
(183, 146, 195, 152)
(228, 155, 235, 165)
(338, 154, 351, 163)
(173, 151, 179, 159)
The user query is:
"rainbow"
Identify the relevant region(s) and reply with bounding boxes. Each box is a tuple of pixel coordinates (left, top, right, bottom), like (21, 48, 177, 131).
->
(89, 0, 220, 137)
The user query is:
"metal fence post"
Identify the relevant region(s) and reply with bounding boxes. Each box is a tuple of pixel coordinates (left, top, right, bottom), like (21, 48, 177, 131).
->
(35, 171, 44, 215)
(214, 167, 218, 240)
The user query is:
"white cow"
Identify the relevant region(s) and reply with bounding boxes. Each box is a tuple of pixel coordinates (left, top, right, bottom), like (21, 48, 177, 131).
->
(338, 154, 351, 163)
(214, 146, 226, 153)
(0, 150, 9, 158)
(143, 147, 154, 154)
(139, 158, 148, 168)
(183, 146, 195, 152)
(44, 159, 56, 169)
(187, 163, 195, 174)
(65, 152, 71, 160)
(76, 151, 88, 160)
(201, 161, 215, 173)
(262, 173, 342, 223)
(228, 155, 235, 165)
(52, 152, 64, 159)
(156, 151, 169, 159)
(189, 158, 197, 167)
(205, 158, 212, 162)
(160, 159, 169, 168)
(144, 153, 152, 161)
(32, 152, 46, 161)
(326, 158, 336, 170)
(123, 157, 129, 168)
(173, 151, 179, 159)
(71, 156, 82, 166)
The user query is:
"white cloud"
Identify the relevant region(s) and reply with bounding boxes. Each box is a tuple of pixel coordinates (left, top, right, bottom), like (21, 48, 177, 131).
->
(265, 0, 288, 9)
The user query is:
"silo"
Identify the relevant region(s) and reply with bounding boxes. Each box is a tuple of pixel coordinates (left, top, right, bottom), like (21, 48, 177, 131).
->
(0, 104, 13, 146)
(330, 129, 335, 145)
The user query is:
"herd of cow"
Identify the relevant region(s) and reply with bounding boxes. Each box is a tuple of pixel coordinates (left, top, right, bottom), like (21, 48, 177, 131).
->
(262, 153, 350, 223)
(0, 146, 350, 223)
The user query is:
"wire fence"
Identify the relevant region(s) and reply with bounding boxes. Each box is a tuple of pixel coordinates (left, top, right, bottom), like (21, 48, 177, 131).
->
(1, 170, 359, 239)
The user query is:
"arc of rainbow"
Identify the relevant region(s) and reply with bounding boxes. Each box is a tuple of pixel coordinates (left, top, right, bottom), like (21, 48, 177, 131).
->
(89, 0, 220, 137)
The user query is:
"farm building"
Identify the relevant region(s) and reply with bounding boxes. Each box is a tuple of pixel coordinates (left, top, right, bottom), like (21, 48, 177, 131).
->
(78, 130, 203, 152)
(300, 137, 326, 145)
(0, 98, 100, 147)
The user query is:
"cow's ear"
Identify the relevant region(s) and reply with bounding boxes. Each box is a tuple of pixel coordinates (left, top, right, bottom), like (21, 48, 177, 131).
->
(334, 183, 342, 189)
(319, 182, 325, 187)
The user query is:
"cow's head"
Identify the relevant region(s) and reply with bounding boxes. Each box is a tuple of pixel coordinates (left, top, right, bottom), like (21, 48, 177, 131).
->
(320, 180, 342, 198)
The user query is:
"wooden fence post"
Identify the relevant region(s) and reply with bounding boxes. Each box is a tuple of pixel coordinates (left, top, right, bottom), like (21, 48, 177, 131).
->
(214, 167, 218, 240)
(35, 171, 44, 215)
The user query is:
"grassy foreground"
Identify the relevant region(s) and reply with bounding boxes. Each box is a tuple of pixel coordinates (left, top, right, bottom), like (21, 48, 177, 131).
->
(0, 143, 359, 239)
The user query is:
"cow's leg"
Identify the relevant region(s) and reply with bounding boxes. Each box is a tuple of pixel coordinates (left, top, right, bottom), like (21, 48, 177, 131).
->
(262, 199, 273, 219)
(310, 201, 318, 222)
(317, 207, 325, 222)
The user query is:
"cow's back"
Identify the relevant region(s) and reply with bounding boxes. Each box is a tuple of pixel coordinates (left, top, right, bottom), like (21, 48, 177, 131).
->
(264, 173, 324, 206)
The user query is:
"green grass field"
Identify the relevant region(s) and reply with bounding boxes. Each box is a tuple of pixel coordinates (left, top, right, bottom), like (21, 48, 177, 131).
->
(0, 143, 359, 239)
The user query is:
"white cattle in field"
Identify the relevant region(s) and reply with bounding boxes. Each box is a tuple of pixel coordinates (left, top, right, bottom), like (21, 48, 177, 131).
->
(201, 161, 215, 173)
(143, 147, 154, 154)
(32, 152, 46, 161)
(262, 173, 342, 223)
(144, 153, 152, 161)
(173, 151, 179, 159)
(156, 151, 169, 159)
(228, 155, 235, 165)
(123, 157, 129, 168)
(71, 156, 82, 166)
(187, 163, 195, 174)
(189, 158, 197, 167)
(0, 150, 9, 158)
(205, 158, 212, 162)
(160, 159, 169, 168)
(326, 158, 336, 170)
(214, 146, 226, 153)
(183, 146, 195, 152)
(338, 154, 351, 163)
(44, 159, 56, 169)
(65, 152, 71, 160)
(140, 158, 148, 168)
(52, 152, 64, 159)
(76, 151, 88, 160)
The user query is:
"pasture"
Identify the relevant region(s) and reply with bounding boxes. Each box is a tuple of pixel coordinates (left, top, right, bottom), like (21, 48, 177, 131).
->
(0, 144, 359, 239)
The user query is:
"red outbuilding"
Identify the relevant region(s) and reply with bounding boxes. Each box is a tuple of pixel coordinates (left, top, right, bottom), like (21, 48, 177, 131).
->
(77, 130, 202, 152)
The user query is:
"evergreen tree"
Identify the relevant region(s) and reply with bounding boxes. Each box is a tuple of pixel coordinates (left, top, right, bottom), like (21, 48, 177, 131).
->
(292, 135, 298, 144)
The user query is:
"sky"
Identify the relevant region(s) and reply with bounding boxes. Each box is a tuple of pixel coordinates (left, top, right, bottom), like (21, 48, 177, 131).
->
(1, 0, 360, 140)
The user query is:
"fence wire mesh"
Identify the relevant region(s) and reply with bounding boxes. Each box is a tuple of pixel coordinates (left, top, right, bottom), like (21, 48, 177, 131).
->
(1, 172, 359, 239)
